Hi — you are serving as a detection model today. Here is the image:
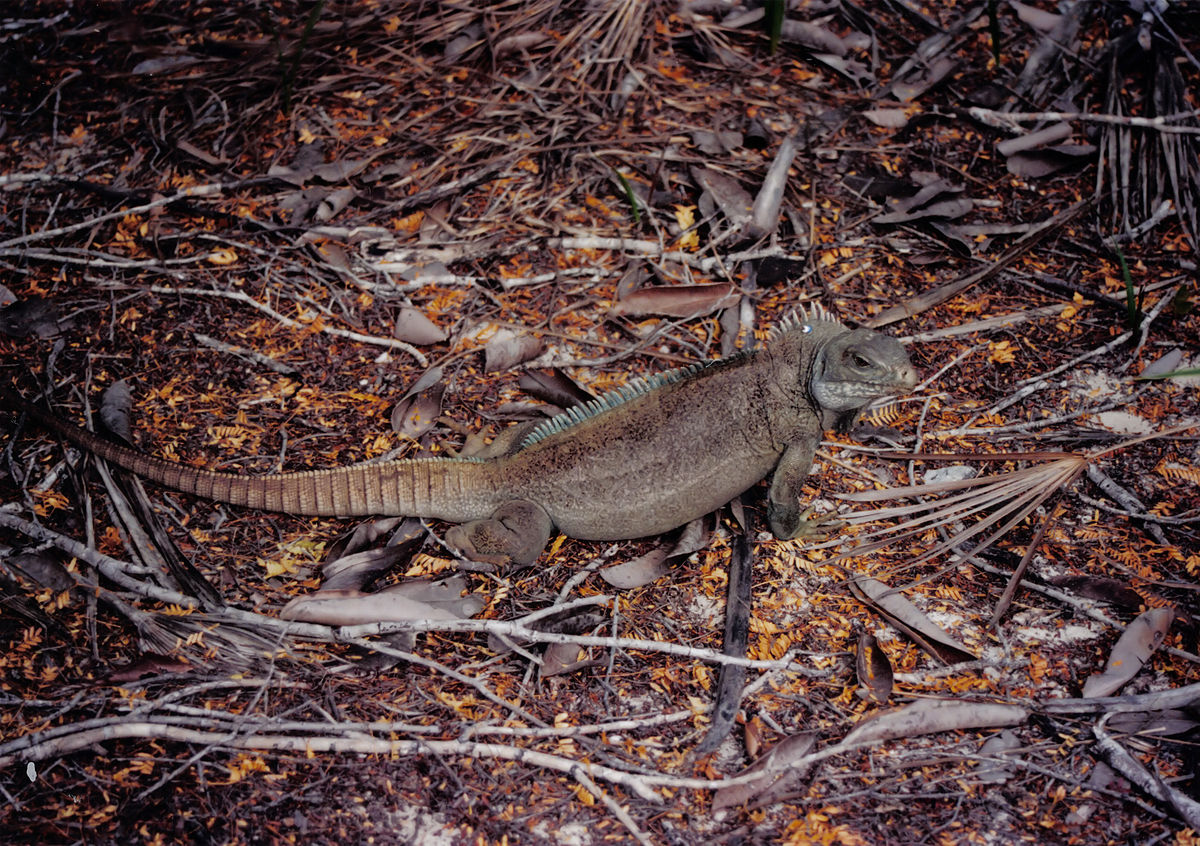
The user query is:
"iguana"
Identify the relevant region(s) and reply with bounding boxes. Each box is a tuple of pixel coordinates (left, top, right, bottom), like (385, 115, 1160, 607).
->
(0, 308, 917, 566)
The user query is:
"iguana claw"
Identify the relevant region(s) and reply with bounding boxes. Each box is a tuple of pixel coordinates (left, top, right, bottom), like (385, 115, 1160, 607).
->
(789, 505, 844, 541)
(768, 502, 843, 541)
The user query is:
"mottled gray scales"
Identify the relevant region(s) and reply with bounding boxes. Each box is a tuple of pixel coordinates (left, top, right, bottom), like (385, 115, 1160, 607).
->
(1, 311, 917, 567)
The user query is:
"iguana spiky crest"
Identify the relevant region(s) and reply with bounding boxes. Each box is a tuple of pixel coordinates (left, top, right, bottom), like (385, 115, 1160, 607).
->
(523, 304, 842, 451)
(519, 359, 719, 450)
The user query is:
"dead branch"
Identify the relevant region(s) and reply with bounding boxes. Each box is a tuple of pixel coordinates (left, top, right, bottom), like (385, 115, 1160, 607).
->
(863, 197, 1094, 328)
(969, 107, 1200, 136)
(1094, 717, 1200, 829)
(148, 284, 427, 362)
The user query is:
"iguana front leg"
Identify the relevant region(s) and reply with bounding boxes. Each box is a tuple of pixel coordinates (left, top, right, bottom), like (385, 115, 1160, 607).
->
(767, 438, 821, 539)
(445, 499, 554, 567)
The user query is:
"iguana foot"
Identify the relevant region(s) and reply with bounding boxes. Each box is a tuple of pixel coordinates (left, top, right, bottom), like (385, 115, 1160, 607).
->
(768, 503, 842, 541)
(445, 499, 553, 567)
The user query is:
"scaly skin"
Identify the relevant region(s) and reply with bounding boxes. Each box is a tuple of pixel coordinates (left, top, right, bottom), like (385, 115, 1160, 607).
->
(1, 310, 917, 565)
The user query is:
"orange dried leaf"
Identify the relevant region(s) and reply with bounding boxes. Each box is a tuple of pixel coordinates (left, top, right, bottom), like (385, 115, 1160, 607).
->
(988, 340, 1017, 364)
(657, 61, 689, 82)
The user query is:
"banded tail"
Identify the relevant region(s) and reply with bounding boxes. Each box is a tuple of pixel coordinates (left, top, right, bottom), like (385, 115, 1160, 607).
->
(3, 389, 503, 520)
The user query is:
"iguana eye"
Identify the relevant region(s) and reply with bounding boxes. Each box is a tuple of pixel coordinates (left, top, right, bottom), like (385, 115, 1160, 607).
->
(849, 352, 871, 369)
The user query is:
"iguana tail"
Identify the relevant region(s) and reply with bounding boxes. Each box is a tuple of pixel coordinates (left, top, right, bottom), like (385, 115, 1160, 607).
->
(3, 390, 503, 520)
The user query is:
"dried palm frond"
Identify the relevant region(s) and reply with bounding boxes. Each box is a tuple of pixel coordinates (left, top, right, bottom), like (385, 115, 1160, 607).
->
(1096, 6, 1200, 252)
(137, 610, 299, 672)
(814, 422, 1197, 574)
(412, 0, 652, 95)
(547, 0, 652, 92)
(816, 451, 1087, 570)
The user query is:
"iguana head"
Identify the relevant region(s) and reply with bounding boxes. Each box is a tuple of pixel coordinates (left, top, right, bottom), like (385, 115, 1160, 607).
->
(809, 328, 918, 432)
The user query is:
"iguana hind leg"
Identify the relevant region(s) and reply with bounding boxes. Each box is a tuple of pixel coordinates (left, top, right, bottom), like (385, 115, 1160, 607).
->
(445, 499, 553, 567)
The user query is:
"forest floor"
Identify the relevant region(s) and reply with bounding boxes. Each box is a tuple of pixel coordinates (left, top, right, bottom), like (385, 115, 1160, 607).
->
(1, 1, 1199, 844)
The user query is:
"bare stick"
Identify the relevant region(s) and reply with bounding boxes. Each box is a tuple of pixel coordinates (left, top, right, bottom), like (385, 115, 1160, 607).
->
(149, 284, 427, 363)
(969, 107, 1200, 136)
(0, 509, 814, 671)
(745, 132, 800, 241)
(1093, 718, 1200, 829)
(900, 305, 1063, 343)
(0, 180, 232, 250)
(338, 615, 802, 671)
(988, 503, 1057, 628)
(572, 769, 653, 845)
(863, 198, 1093, 328)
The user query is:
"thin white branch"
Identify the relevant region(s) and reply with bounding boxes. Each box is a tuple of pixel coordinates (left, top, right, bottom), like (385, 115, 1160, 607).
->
(969, 107, 1200, 135)
(149, 284, 427, 363)
(0, 180, 230, 250)
(337, 616, 799, 671)
(1094, 718, 1200, 829)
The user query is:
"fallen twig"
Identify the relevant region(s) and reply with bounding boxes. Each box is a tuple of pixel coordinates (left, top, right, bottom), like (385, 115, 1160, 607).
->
(1094, 717, 1200, 829)
(969, 107, 1200, 135)
(148, 284, 427, 363)
(863, 197, 1094, 328)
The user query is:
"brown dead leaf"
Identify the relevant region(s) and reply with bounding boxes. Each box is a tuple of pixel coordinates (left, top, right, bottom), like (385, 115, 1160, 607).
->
(1045, 575, 1144, 612)
(393, 306, 448, 345)
(850, 577, 977, 664)
(995, 122, 1073, 157)
(780, 20, 847, 55)
(315, 186, 357, 221)
(386, 575, 485, 617)
(279, 589, 457, 625)
(890, 56, 956, 101)
(484, 329, 544, 372)
(744, 715, 766, 759)
(494, 31, 552, 58)
(108, 654, 192, 683)
(842, 699, 1028, 747)
(518, 368, 597, 411)
(320, 545, 412, 592)
(1004, 145, 1096, 178)
(99, 379, 134, 444)
(875, 198, 974, 224)
(712, 733, 817, 811)
(8, 551, 75, 591)
(1010, 0, 1064, 32)
(975, 729, 1023, 784)
(609, 283, 739, 319)
(811, 53, 874, 86)
(599, 546, 673, 589)
(862, 109, 910, 129)
(1082, 607, 1174, 698)
(390, 381, 445, 439)
(323, 517, 415, 564)
(540, 642, 591, 677)
(0, 297, 71, 338)
(130, 54, 204, 76)
(855, 631, 894, 703)
(279, 577, 483, 626)
(1107, 709, 1200, 738)
(691, 166, 753, 230)
(691, 129, 743, 155)
(600, 518, 709, 588)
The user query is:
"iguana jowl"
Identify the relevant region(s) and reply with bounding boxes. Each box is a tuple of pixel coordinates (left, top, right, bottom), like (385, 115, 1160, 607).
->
(2, 309, 917, 565)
